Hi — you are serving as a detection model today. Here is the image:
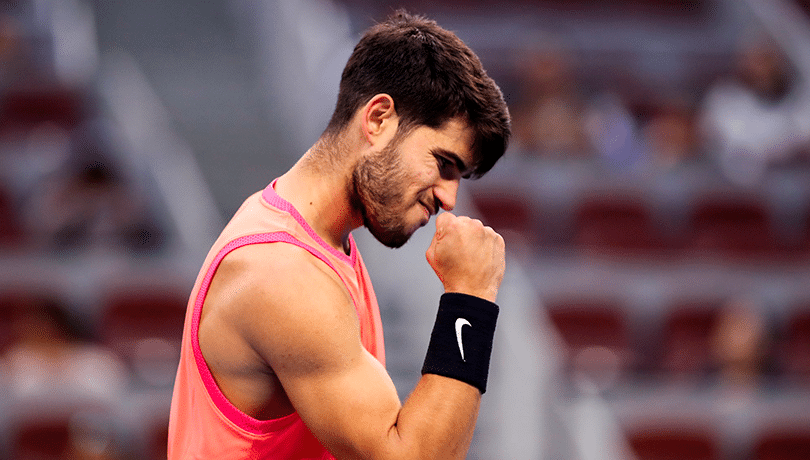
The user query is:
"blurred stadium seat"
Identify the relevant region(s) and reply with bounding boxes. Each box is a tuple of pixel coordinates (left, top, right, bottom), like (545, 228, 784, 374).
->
(0, 289, 22, 354)
(685, 194, 778, 259)
(754, 429, 810, 460)
(98, 285, 187, 387)
(658, 300, 722, 380)
(802, 204, 810, 257)
(8, 404, 121, 460)
(774, 306, 810, 383)
(571, 194, 664, 255)
(146, 418, 169, 460)
(545, 297, 631, 389)
(10, 416, 72, 459)
(627, 424, 720, 460)
(0, 186, 23, 248)
(470, 187, 537, 247)
(0, 86, 85, 138)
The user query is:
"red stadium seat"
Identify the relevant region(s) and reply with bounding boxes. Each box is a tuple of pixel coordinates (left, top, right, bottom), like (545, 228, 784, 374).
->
(11, 417, 72, 459)
(774, 307, 810, 383)
(545, 298, 631, 388)
(98, 284, 188, 386)
(754, 429, 810, 460)
(685, 194, 777, 259)
(801, 205, 810, 257)
(658, 300, 722, 380)
(0, 290, 23, 354)
(470, 187, 537, 246)
(571, 194, 664, 255)
(98, 287, 187, 348)
(0, 186, 24, 248)
(0, 86, 85, 138)
(8, 404, 120, 460)
(628, 425, 720, 460)
(147, 418, 170, 460)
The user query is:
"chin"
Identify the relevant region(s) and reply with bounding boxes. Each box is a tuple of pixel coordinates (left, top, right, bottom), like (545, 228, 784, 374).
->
(373, 229, 412, 249)
(366, 220, 414, 249)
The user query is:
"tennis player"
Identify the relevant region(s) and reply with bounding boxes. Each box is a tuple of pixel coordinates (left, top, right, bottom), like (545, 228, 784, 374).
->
(168, 10, 511, 459)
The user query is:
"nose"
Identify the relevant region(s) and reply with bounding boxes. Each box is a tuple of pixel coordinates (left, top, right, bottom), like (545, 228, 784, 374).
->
(433, 177, 459, 212)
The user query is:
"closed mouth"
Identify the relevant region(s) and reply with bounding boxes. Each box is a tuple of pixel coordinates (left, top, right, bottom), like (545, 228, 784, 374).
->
(420, 200, 436, 217)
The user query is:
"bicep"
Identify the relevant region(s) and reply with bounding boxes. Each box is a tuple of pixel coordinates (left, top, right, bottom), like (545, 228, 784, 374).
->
(283, 342, 404, 459)
(242, 247, 404, 459)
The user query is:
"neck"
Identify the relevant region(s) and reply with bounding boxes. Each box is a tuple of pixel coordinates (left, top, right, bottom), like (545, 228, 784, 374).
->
(273, 142, 363, 254)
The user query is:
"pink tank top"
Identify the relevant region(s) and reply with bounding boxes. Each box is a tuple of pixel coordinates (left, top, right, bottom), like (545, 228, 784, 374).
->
(168, 181, 385, 459)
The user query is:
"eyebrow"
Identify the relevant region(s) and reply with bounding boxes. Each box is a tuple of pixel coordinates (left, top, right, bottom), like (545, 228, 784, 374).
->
(433, 148, 474, 179)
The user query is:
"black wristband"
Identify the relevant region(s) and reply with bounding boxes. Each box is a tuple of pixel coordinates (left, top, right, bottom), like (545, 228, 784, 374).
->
(421, 293, 499, 393)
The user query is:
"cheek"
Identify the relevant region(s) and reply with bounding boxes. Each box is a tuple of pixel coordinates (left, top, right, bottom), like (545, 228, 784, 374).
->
(405, 174, 435, 205)
(411, 164, 438, 187)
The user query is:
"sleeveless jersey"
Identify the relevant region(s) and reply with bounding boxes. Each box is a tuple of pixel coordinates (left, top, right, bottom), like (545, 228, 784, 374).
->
(168, 181, 385, 459)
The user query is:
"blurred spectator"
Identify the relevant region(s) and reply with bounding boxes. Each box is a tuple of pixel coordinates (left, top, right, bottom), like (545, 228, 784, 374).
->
(1, 292, 128, 402)
(586, 90, 702, 175)
(0, 292, 128, 458)
(583, 92, 645, 172)
(512, 47, 594, 160)
(711, 296, 769, 391)
(638, 97, 701, 171)
(698, 34, 810, 186)
(0, 13, 27, 87)
(20, 125, 164, 253)
(22, 155, 130, 250)
(511, 44, 653, 172)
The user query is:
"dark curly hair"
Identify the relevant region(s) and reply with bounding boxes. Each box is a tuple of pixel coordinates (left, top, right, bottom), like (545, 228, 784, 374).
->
(324, 10, 511, 178)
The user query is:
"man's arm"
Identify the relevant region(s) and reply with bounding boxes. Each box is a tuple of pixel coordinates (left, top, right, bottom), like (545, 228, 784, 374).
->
(235, 213, 504, 459)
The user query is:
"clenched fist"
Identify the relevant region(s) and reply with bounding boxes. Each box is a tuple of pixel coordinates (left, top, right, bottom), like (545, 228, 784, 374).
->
(425, 213, 506, 303)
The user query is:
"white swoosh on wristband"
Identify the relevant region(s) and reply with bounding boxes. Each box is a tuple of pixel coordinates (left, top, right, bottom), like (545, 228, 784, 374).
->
(455, 318, 471, 362)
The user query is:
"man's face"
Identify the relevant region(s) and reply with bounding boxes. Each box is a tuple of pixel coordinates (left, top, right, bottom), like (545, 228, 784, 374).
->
(352, 118, 475, 248)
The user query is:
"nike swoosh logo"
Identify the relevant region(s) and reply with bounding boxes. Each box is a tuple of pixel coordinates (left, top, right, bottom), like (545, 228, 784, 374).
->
(455, 318, 471, 362)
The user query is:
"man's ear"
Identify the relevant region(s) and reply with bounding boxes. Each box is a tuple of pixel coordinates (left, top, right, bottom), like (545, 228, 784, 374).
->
(361, 94, 398, 146)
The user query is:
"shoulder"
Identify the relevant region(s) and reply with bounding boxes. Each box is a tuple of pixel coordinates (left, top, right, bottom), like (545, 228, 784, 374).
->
(211, 240, 352, 314)
(219, 241, 349, 302)
(206, 241, 359, 366)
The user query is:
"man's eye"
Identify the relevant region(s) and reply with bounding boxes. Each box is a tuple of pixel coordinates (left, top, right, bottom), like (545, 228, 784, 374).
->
(437, 156, 450, 169)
